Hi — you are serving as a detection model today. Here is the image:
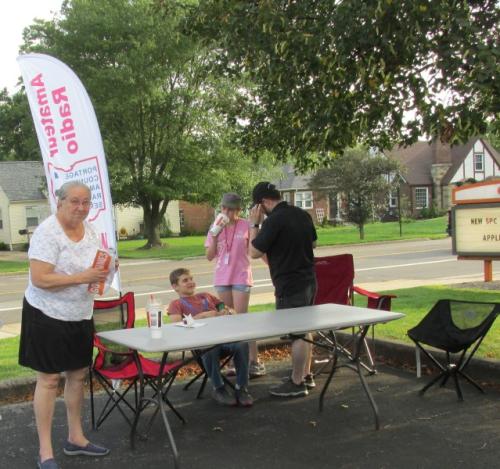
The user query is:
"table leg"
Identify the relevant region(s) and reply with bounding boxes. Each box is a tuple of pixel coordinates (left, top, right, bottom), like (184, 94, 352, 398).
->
(317, 326, 380, 430)
(157, 352, 180, 468)
(415, 347, 421, 378)
(130, 351, 145, 449)
(129, 351, 181, 467)
(355, 358, 380, 430)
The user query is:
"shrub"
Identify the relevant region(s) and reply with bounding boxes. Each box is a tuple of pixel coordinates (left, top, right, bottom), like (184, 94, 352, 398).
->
(118, 227, 128, 239)
(0, 242, 9, 251)
(420, 204, 445, 219)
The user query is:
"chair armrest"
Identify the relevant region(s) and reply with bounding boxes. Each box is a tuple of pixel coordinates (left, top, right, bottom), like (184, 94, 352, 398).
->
(353, 285, 396, 300)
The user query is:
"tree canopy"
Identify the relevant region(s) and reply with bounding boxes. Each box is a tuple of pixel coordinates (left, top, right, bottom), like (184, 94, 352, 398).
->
(16, 0, 272, 247)
(194, 0, 500, 170)
(0, 88, 39, 160)
(309, 147, 399, 239)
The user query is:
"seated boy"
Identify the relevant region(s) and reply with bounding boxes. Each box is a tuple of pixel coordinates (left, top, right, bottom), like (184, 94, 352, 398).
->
(168, 268, 253, 407)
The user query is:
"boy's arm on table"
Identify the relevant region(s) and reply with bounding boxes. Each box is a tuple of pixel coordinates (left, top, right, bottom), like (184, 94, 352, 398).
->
(168, 309, 230, 322)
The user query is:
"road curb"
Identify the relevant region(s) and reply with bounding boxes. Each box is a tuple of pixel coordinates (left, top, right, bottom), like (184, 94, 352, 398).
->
(1, 334, 499, 405)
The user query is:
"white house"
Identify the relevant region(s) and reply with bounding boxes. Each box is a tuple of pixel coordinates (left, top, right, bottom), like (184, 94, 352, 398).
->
(0, 161, 180, 249)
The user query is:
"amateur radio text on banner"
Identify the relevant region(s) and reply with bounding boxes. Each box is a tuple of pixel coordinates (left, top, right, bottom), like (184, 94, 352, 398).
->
(17, 53, 121, 292)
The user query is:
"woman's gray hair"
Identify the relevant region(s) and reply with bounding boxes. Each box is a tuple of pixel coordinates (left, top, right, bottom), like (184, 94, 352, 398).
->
(55, 181, 91, 200)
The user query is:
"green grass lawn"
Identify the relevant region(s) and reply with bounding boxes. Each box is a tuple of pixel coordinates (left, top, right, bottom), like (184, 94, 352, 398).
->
(1, 283, 498, 382)
(316, 216, 447, 246)
(117, 235, 207, 260)
(117, 216, 447, 260)
(357, 285, 500, 359)
(0, 260, 29, 274)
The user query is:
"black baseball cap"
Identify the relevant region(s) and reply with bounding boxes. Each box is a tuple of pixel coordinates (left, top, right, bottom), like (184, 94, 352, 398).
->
(252, 181, 281, 205)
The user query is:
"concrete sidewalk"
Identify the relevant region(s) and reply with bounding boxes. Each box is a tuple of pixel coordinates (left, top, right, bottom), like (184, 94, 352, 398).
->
(1, 360, 499, 469)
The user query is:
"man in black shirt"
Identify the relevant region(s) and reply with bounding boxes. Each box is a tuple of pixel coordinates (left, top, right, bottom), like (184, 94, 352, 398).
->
(249, 182, 317, 397)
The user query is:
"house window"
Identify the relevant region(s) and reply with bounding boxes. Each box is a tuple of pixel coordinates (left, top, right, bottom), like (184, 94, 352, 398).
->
(388, 191, 397, 208)
(474, 153, 484, 172)
(25, 206, 39, 228)
(282, 192, 291, 203)
(179, 209, 185, 228)
(415, 187, 429, 209)
(295, 191, 313, 209)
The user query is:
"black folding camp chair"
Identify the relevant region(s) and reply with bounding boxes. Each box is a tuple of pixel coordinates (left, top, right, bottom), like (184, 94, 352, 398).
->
(408, 299, 500, 401)
(183, 349, 235, 398)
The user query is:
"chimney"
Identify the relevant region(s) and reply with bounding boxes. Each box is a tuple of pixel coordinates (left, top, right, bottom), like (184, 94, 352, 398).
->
(433, 139, 452, 164)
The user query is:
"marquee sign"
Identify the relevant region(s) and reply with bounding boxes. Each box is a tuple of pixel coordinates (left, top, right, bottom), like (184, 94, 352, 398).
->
(452, 203, 500, 257)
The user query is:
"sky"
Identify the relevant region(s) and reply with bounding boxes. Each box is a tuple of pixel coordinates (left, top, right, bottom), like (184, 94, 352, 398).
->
(0, 0, 63, 93)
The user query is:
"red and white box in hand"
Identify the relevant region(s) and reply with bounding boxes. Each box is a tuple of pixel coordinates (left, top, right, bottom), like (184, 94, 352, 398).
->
(88, 249, 112, 295)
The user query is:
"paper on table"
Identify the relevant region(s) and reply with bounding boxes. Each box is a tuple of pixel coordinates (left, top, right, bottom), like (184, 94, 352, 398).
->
(174, 322, 206, 329)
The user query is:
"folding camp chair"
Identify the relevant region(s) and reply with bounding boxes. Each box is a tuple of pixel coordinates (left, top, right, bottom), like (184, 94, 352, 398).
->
(314, 254, 396, 374)
(408, 299, 500, 401)
(90, 292, 184, 430)
(183, 349, 235, 398)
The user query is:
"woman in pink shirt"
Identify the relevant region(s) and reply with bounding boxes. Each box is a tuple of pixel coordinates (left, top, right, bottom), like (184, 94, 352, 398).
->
(205, 193, 266, 377)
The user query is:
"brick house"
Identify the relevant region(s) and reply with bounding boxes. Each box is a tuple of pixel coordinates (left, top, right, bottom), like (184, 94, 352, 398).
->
(273, 165, 332, 224)
(178, 201, 215, 234)
(385, 137, 500, 216)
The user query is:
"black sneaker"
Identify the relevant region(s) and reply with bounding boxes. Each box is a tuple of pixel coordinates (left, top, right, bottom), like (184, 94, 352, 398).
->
(37, 458, 59, 469)
(212, 386, 237, 406)
(235, 387, 254, 407)
(304, 373, 316, 388)
(269, 380, 308, 398)
(282, 373, 316, 389)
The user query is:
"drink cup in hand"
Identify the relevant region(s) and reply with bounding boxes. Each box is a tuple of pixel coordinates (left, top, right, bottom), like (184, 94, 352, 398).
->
(209, 213, 230, 236)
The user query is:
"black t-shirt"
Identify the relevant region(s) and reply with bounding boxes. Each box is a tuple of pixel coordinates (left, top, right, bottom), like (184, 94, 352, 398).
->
(252, 201, 317, 297)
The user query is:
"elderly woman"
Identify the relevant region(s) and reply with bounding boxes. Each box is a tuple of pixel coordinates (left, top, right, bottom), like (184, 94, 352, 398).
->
(205, 192, 266, 377)
(18, 181, 111, 469)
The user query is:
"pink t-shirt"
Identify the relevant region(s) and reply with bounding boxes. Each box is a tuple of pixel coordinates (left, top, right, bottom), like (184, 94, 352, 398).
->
(205, 219, 253, 287)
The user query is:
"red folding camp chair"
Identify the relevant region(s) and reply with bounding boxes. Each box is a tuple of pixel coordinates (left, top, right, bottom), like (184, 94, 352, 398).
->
(90, 292, 185, 431)
(314, 254, 396, 374)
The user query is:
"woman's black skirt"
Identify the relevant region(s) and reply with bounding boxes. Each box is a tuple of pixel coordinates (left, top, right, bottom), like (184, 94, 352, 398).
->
(18, 297, 93, 374)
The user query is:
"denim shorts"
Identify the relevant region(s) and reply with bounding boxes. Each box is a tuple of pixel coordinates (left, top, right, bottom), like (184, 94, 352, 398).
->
(215, 284, 251, 293)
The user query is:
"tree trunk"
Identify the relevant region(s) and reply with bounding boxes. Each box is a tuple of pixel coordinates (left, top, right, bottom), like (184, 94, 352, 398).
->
(359, 223, 365, 240)
(141, 199, 169, 249)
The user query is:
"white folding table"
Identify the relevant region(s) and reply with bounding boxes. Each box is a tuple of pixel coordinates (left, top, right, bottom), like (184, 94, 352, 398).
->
(98, 303, 404, 468)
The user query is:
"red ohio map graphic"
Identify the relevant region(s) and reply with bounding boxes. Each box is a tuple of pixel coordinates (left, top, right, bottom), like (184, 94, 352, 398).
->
(47, 156, 107, 222)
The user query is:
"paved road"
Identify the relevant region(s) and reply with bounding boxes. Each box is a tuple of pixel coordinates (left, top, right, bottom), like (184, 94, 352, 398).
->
(1, 237, 497, 330)
(2, 361, 500, 469)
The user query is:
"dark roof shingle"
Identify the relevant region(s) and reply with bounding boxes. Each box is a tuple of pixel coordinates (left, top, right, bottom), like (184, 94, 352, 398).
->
(273, 164, 313, 190)
(0, 161, 46, 201)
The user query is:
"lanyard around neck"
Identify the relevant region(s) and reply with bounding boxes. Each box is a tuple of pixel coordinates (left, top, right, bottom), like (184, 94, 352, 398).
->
(224, 219, 239, 252)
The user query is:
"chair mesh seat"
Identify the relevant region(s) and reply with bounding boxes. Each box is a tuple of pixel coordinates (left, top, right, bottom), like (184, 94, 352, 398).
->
(98, 356, 183, 380)
(407, 299, 500, 400)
